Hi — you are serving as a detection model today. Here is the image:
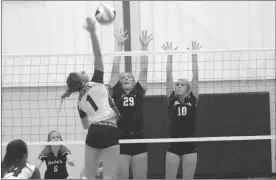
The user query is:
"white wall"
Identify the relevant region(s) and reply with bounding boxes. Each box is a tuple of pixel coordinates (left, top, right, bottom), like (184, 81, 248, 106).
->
(2, 1, 275, 54)
(140, 1, 275, 51)
(2, 1, 116, 54)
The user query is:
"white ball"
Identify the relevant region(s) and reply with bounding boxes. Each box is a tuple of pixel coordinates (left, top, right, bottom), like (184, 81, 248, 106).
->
(95, 4, 116, 25)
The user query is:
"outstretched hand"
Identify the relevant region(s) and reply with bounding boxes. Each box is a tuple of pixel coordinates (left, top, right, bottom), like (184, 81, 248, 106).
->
(139, 30, 154, 47)
(162, 42, 178, 51)
(114, 29, 129, 49)
(83, 17, 96, 33)
(186, 41, 202, 50)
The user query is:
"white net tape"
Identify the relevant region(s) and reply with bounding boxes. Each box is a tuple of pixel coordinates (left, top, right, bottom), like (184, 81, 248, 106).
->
(1, 135, 275, 146)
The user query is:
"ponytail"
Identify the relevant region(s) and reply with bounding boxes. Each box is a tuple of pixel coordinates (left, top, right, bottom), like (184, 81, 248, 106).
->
(59, 72, 83, 112)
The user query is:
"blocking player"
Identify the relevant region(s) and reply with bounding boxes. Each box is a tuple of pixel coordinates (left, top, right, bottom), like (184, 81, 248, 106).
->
(36, 130, 75, 179)
(108, 29, 153, 179)
(1, 139, 41, 179)
(61, 17, 120, 179)
(163, 41, 201, 179)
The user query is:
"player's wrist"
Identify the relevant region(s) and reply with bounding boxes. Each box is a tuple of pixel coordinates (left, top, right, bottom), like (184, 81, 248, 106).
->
(142, 45, 148, 51)
(115, 45, 124, 51)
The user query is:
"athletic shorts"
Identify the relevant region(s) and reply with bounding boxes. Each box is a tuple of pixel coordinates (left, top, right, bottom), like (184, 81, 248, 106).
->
(85, 122, 119, 149)
(119, 132, 147, 156)
(44, 171, 69, 179)
(167, 142, 196, 156)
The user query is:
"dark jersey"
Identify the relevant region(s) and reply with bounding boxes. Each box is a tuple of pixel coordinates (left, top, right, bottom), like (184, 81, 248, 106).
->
(168, 91, 197, 138)
(111, 82, 146, 133)
(38, 145, 71, 179)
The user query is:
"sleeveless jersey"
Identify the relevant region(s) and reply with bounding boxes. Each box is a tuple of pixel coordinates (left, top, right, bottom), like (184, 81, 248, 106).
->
(77, 70, 120, 123)
(112, 82, 146, 133)
(2, 163, 36, 179)
(168, 91, 197, 137)
(38, 145, 70, 179)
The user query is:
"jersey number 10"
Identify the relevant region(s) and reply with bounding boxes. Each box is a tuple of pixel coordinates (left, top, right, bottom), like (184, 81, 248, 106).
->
(178, 106, 187, 116)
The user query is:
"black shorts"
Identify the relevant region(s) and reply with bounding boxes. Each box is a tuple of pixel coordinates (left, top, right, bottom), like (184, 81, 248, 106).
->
(44, 171, 69, 179)
(120, 132, 147, 156)
(85, 123, 119, 149)
(168, 142, 196, 156)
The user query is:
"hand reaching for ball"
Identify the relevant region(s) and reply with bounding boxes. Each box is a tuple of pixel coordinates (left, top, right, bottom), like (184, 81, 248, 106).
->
(84, 17, 96, 33)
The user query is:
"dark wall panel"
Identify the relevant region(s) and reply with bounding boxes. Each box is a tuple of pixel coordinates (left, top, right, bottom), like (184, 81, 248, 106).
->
(141, 92, 271, 178)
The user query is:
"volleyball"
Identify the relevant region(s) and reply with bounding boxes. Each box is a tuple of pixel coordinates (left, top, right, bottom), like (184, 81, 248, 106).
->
(95, 4, 116, 25)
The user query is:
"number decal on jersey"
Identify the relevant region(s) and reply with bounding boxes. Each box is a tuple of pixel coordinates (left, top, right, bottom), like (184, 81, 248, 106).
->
(178, 107, 187, 116)
(54, 165, 58, 172)
(123, 97, 134, 107)
(86, 95, 99, 111)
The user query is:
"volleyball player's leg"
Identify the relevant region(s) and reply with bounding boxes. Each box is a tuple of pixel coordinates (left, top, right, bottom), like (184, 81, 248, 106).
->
(182, 152, 197, 179)
(165, 151, 181, 179)
(83, 144, 101, 179)
(132, 152, 148, 179)
(101, 144, 120, 179)
(116, 154, 132, 179)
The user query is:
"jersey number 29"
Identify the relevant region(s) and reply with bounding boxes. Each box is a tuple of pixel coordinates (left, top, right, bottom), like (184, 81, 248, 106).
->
(123, 97, 134, 107)
(178, 107, 187, 116)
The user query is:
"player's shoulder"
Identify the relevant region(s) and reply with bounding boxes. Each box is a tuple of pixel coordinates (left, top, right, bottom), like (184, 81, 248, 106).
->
(24, 163, 36, 174)
(186, 91, 197, 106)
(187, 91, 197, 100)
(78, 83, 94, 101)
(111, 82, 124, 96)
(40, 146, 51, 155)
(168, 91, 177, 101)
(25, 163, 35, 170)
(3, 163, 36, 179)
(59, 145, 71, 156)
(24, 163, 39, 179)
(134, 82, 145, 94)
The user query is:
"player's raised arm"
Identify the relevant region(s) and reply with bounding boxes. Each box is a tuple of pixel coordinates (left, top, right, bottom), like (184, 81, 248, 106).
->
(138, 30, 153, 91)
(162, 42, 178, 98)
(84, 17, 104, 72)
(109, 29, 129, 88)
(187, 41, 201, 100)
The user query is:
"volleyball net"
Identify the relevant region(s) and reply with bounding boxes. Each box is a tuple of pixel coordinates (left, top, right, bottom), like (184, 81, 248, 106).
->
(1, 49, 276, 178)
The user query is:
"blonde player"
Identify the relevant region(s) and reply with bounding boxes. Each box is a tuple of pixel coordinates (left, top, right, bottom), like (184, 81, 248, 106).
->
(36, 131, 75, 179)
(1, 139, 41, 179)
(108, 29, 153, 179)
(61, 17, 120, 179)
(163, 41, 201, 179)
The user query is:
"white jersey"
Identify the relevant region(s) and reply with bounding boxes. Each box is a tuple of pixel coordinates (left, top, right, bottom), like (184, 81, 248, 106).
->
(78, 81, 119, 123)
(2, 163, 35, 179)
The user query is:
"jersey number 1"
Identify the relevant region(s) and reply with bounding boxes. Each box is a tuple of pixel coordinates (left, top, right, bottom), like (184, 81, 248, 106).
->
(178, 107, 187, 116)
(87, 95, 98, 111)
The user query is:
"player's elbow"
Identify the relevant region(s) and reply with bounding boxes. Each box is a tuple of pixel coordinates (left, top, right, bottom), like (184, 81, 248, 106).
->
(94, 60, 104, 72)
(82, 124, 89, 130)
(81, 117, 90, 129)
